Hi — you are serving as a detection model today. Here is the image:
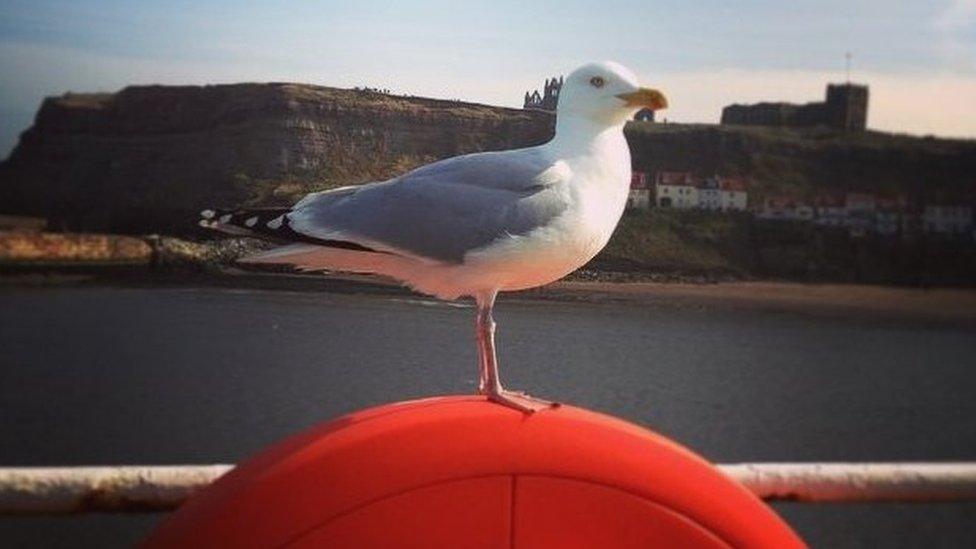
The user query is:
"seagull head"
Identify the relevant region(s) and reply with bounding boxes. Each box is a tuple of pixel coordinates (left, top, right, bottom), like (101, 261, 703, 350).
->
(556, 61, 667, 125)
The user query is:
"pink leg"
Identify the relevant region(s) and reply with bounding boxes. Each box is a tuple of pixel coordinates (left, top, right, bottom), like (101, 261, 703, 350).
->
(475, 290, 557, 413)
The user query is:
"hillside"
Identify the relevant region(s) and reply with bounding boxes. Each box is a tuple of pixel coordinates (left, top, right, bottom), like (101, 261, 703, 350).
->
(593, 209, 976, 286)
(625, 122, 976, 202)
(0, 84, 553, 233)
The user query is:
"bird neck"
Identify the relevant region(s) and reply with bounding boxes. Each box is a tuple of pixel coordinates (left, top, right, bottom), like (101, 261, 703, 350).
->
(549, 115, 628, 160)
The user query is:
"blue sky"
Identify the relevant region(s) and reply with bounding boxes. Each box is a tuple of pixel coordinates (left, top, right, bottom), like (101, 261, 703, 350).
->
(1, 0, 974, 157)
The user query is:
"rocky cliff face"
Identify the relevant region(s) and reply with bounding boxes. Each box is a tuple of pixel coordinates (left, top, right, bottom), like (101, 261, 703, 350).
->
(0, 84, 554, 233)
(3, 83, 974, 235)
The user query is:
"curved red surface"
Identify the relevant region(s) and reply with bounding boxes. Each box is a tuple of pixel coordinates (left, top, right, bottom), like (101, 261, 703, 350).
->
(141, 396, 805, 548)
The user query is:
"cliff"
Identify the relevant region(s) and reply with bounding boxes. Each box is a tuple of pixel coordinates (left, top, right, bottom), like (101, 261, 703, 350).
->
(0, 84, 554, 233)
(2, 83, 975, 237)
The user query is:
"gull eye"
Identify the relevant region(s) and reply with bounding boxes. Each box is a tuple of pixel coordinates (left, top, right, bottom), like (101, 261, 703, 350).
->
(589, 76, 606, 88)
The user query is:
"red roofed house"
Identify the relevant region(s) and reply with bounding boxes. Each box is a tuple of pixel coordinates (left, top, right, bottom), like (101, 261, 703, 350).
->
(654, 172, 699, 209)
(718, 176, 749, 211)
(627, 172, 651, 210)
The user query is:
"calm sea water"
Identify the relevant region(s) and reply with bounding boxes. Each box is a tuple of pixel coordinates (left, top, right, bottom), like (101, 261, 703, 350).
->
(0, 285, 974, 548)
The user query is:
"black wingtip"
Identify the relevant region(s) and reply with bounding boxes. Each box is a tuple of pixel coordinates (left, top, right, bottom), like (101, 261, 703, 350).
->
(198, 206, 389, 255)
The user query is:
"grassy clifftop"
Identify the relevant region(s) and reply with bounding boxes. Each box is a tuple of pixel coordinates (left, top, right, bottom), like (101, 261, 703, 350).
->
(597, 210, 752, 279)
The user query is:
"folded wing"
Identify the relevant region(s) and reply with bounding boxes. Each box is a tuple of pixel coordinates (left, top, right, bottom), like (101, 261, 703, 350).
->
(285, 147, 571, 263)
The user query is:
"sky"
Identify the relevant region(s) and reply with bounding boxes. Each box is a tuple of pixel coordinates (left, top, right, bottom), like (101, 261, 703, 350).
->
(1, 0, 975, 158)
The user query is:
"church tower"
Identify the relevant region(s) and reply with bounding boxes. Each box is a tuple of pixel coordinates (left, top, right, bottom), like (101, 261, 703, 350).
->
(825, 83, 869, 131)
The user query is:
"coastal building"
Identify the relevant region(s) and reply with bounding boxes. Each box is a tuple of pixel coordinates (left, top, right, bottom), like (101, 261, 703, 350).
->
(718, 177, 749, 211)
(523, 76, 562, 111)
(721, 83, 869, 131)
(825, 84, 870, 131)
(697, 178, 722, 210)
(627, 172, 651, 210)
(875, 196, 908, 236)
(814, 195, 846, 227)
(923, 205, 974, 236)
(654, 172, 699, 209)
(757, 197, 813, 221)
(845, 193, 876, 237)
(696, 176, 748, 212)
(756, 188, 976, 241)
(647, 172, 750, 212)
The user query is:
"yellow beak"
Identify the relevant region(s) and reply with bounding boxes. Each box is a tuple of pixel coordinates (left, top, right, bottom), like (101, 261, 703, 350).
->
(616, 88, 668, 110)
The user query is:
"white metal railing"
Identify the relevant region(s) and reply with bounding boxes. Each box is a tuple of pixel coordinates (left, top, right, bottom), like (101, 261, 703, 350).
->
(0, 465, 231, 515)
(1, 463, 975, 515)
(720, 462, 976, 502)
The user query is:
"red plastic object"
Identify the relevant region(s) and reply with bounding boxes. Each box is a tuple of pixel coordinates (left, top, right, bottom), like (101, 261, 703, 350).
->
(141, 396, 805, 548)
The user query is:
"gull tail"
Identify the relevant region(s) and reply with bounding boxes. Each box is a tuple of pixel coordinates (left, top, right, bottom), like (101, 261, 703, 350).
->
(199, 205, 431, 291)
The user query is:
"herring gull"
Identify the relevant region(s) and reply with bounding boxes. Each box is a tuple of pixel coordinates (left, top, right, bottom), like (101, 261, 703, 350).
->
(201, 61, 667, 412)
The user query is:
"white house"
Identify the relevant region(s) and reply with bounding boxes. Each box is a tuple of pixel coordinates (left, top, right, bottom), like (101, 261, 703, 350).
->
(875, 197, 908, 236)
(814, 195, 846, 227)
(719, 177, 749, 211)
(845, 193, 877, 237)
(627, 172, 651, 210)
(875, 210, 900, 236)
(695, 176, 748, 211)
(697, 178, 722, 210)
(654, 172, 698, 209)
(923, 205, 973, 236)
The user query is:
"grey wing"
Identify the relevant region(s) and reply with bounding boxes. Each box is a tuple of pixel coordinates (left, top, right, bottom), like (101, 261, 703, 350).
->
(286, 148, 571, 262)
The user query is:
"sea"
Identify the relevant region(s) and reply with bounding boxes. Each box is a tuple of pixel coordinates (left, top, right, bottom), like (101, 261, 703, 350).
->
(0, 285, 974, 548)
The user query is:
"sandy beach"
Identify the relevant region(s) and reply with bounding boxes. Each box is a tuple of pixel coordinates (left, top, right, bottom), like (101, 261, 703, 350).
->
(4, 264, 976, 325)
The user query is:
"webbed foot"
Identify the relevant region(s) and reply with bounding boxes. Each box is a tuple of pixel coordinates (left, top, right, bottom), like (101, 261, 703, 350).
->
(485, 389, 559, 413)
